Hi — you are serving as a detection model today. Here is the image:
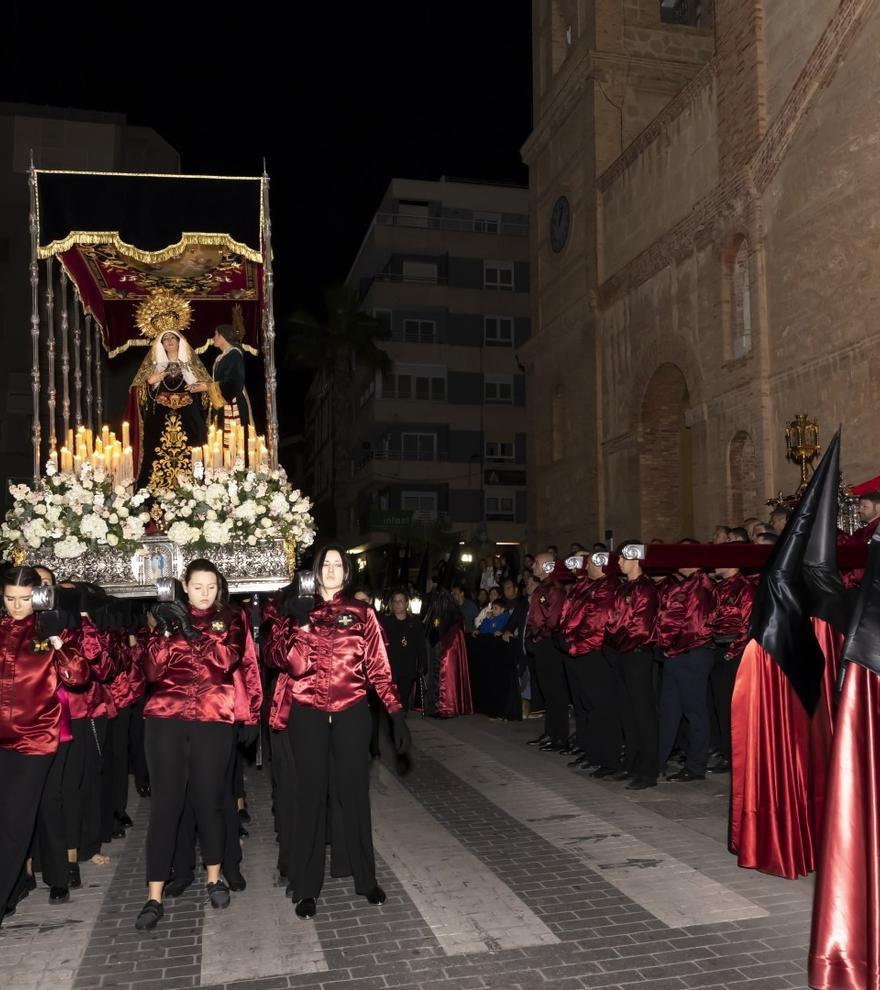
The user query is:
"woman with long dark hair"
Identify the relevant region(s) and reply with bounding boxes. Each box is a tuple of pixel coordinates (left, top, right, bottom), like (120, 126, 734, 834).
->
(135, 558, 246, 930)
(0, 566, 90, 920)
(279, 544, 410, 919)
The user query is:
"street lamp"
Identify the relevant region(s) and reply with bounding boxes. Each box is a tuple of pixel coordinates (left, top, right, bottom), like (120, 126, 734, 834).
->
(410, 594, 423, 615)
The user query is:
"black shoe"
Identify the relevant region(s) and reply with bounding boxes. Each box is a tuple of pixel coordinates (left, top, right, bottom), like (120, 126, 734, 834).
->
(67, 863, 82, 890)
(135, 782, 151, 798)
(118, 813, 134, 828)
(706, 758, 731, 774)
(165, 873, 194, 898)
(49, 886, 70, 904)
(573, 757, 599, 770)
(590, 766, 616, 779)
(526, 734, 549, 746)
(295, 897, 317, 918)
(111, 825, 126, 839)
(557, 745, 577, 756)
(667, 769, 706, 782)
(626, 777, 657, 790)
(224, 866, 246, 892)
(135, 899, 163, 930)
(207, 881, 231, 909)
(238, 823, 249, 839)
(539, 739, 565, 752)
(607, 770, 630, 781)
(366, 886, 386, 905)
(567, 756, 586, 767)
(238, 805, 251, 823)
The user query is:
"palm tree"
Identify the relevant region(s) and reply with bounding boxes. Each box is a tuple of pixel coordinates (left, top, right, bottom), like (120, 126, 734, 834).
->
(285, 284, 391, 537)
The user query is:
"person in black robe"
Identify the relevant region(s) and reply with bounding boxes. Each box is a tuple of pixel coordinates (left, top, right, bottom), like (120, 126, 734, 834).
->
(188, 309, 252, 442)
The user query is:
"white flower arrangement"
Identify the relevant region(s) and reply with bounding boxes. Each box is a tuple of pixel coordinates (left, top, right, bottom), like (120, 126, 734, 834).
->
(1, 465, 153, 559)
(159, 466, 316, 550)
(1, 462, 317, 561)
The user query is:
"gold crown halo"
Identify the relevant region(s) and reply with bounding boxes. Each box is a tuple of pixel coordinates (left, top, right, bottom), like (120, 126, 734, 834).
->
(135, 289, 193, 340)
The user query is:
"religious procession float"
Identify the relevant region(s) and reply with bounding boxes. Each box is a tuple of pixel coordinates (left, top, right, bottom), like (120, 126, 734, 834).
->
(0, 166, 315, 595)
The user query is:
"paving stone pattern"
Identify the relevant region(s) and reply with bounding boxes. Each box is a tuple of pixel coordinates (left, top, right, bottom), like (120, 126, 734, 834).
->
(0, 714, 815, 990)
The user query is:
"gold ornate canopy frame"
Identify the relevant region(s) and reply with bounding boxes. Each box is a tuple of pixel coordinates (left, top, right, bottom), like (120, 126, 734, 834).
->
(26, 162, 280, 483)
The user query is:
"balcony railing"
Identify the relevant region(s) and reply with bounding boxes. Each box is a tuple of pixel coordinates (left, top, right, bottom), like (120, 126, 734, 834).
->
(374, 212, 528, 236)
(355, 448, 448, 471)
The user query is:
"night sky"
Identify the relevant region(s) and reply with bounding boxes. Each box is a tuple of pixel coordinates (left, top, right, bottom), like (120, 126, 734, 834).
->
(2, 2, 533, 433)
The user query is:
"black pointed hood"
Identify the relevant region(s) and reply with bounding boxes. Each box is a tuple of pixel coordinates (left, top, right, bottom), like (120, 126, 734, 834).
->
(749, 433, 842, 714)
(842, 531, 880, 675)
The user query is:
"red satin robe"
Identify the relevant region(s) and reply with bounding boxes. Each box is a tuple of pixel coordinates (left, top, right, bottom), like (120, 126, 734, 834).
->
(0, 615, 91, 755)
(144, 606, 245, 723)
(283, 595, 402, 716)
(559, 576, 618, 655)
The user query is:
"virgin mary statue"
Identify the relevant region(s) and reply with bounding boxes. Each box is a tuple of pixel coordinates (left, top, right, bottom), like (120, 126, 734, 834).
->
(127, 291, 211, 492)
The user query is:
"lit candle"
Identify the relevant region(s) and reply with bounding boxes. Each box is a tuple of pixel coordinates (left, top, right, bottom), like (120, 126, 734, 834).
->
(48, 450, 58, 473)
(101, 424, 110, 448)
(66, 429, 74, 453)
(122, 421, 130, 449)
(95, 438, 103, 456)
(122, 446, 133, 485)
(73, 454, 82, 474)
(84, 428, 93, 457)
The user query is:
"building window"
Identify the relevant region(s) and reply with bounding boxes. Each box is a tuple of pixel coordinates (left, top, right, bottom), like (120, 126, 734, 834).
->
(473, 211, 501, 233)
(402, 491, 438, 522)
(381, 364, 446, 401)
(397, 200, 430, 227)
(660, 0, 710, 28)
(401, 433, 437, 460)
(484, 260, 514, 290)
(484, 315, 514, 347)
(402, 318, 436, 344)
(731, 239, 753, 359)
(372, 308, 392, 333)
(485, 494, 515, 521)
(484, 374, 514, 404)
(402, 261, 439, 284)
(552, 384, 565, 461)
(485, 440, 515, 461)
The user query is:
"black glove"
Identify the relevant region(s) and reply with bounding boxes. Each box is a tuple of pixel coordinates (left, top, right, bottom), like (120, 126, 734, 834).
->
(291, 596, 314, 629)
(151, 601, 199, 641)
(390, 710, 411, 756)
(238, 723, 260, 747)
(36, 610, 67, 640)
(552, 633, 570, 654)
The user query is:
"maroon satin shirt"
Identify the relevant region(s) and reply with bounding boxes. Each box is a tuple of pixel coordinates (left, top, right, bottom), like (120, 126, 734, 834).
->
(144, 605, 245, 724)
(0, 615, 91, 755)
(656, 571, 718, 656)
(284, 595, 402, 715)
(559, 576, 619, 655)
(526, 579, 566, 642)
(709, 572, 757, 659)
(232, 608, 263, 725)
(108, 628, 137, 711)
(64, 620, 116, 720)
(260, 598, 294, 730)
(606, 575, 659, 653)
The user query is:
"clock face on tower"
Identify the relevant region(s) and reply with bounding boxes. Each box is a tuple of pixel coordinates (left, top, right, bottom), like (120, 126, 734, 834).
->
(550, 195, 571, 254)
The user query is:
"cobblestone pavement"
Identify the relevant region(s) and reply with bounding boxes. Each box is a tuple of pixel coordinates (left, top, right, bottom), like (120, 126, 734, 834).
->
(0, 715, 814, 990)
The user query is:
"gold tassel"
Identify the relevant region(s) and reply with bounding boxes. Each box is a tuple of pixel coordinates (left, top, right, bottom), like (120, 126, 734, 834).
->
(37, 231, 262, 264)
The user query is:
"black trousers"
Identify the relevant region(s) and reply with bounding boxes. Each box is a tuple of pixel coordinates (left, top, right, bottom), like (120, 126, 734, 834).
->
(607, 648, 658, 782)
(0, 748, 53, 912)
(144, 718, 235, 883)
(709, 650, 741, 762)
(172, 728, 244, 880)
(532, 639, 570, 744)
(30, 741, 70, 887)
(288, 700, 376, 901)
(562, 656, 588, 752)
(658, 647, 717, 776)
(576, 651, 624, 769)
(64, 716, 107, 859)
(271, 727, 297, 879)
(103, 706, 132, 828)
(129, 696, 148, 789)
